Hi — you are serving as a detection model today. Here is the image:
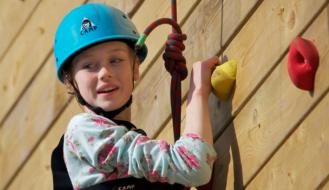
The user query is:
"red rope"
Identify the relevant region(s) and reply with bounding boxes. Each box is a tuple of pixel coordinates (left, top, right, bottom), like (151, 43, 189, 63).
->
(135, 2, 213, 189)
(171, 0, 177, 26)
(136, 17, 187, 142)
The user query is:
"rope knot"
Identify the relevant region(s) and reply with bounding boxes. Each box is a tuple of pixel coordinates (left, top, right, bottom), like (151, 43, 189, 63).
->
(163, 33, 188, 80)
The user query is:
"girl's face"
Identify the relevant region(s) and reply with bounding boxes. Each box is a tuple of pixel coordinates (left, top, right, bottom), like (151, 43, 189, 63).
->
(70, 41, 139, 112)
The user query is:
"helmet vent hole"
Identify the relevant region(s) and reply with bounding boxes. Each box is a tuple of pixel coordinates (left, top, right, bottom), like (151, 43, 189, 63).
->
(122, 14, 127, 19)
(132, 30, 137, 34)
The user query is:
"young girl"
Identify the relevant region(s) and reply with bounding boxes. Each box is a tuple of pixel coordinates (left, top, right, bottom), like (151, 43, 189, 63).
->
(51, 3, 217, 190)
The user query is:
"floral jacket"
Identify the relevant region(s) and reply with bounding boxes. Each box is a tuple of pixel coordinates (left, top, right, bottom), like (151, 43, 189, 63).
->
(63, 113, 217, 190)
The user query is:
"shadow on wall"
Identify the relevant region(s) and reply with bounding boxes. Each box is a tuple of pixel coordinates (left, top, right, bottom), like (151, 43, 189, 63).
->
(208, 0, 243, 188)
(208, 90, 243, 190)
(327, 4, 329, 32)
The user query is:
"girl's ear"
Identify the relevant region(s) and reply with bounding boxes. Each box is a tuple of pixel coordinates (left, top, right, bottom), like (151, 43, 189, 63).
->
(133, 58, 140, 81)
(63, 79, 75, 95)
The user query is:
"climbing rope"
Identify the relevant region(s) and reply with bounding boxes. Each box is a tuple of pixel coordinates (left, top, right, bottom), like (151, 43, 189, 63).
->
(135, 1, 187, 142)
(135, 1, 213, 189)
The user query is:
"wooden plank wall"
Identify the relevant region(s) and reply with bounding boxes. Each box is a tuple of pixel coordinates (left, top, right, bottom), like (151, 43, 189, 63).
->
(0, 0, 328, 189)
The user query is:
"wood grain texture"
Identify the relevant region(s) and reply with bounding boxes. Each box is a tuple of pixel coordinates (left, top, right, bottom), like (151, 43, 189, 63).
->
(0, 56, 70, 189)
(88, 0, 143, 16)
(224, 0, 327, 126)
(0, 0, 40, 59)
(212, 6, 329, 188)
(245, 8, 329, 189)
(210, 0, 328, 138)
(7, 101, 82, 190)
(246, 91, 329, 189)
(317, 176, 329, 190)
(0, 0, 85, 127)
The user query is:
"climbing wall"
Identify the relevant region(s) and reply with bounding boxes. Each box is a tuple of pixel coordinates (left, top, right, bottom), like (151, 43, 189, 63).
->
(0, 0, 328, 189)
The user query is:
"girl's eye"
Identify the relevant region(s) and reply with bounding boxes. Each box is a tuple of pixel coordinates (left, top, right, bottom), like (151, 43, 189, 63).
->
(110, 58, 123, 64)
(82, 63, 97, 70)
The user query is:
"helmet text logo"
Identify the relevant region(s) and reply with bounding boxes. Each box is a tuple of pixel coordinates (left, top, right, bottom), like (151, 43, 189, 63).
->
(80, 17, 97, 35)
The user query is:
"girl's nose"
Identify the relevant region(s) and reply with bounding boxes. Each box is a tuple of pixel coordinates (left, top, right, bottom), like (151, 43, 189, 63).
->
(98, 64, 112, 81)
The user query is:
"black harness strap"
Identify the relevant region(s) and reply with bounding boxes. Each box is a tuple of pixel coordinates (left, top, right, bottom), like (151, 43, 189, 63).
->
(51, 135, 73, 190)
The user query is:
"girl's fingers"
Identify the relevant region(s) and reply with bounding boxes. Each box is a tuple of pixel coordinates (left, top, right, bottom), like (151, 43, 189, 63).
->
(203, 56, 220, 70)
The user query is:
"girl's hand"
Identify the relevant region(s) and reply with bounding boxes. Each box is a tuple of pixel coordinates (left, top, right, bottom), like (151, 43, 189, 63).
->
(185, 56, 219, 145)
(188, 56, 220, 98)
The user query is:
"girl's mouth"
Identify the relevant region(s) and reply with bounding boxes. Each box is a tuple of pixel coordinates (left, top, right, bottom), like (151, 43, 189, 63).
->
(97, 87, 119, 95)
(98, 88, 117, 93)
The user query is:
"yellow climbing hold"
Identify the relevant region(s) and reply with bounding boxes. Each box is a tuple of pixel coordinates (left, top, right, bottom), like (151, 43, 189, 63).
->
(211, 59, 237, 101)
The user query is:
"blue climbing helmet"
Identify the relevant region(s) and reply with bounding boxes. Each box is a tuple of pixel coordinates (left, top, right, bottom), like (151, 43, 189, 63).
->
(54, 3, 147, 82)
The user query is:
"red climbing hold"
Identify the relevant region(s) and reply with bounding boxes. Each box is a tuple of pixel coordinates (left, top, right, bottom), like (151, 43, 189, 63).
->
(288, 37, 319, 91)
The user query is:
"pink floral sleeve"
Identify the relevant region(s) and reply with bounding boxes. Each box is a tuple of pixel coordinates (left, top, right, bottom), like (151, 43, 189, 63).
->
(63, 113, 217, 189)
